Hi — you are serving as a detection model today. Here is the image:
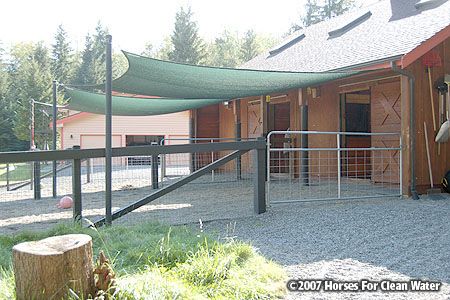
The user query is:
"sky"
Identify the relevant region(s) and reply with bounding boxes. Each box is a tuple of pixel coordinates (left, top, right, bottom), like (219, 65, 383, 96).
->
(0, 0, 377, 53)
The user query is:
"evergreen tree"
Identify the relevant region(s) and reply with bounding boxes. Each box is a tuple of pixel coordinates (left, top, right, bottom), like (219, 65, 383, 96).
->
(0, 43, 25, 151)
(321, 0, 355, 20)
(240, 30, 259, 62)
(303, 0, 323, 27)
(290, 0, 355, 32)
(6, 42, 52, 148)
(92, 22, 109, 83)
(73, 34, 95, 85)
(169, 6, 204, 65)
(51, 24, 73, 84)
(73, 22, 109, 85)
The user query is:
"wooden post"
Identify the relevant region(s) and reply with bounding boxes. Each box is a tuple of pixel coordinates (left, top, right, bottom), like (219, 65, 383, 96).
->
(12, 234, 95, 300)
(254, 137, 266, 214)
(400, 75, 411, 196)
(72, 146, 82, 222)
(234, 99, 242, 180)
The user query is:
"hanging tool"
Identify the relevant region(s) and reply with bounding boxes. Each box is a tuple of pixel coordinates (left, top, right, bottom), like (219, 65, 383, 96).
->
(445, 74, 450, 140)
(424, 122, 436, 191)
(435, 82, 449, 143)
(422, 51, 442, 132)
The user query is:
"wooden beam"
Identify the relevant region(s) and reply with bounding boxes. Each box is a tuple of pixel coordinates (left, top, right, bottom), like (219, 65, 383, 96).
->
(400, 75, 411, 196)
(261, 95, 269, 136)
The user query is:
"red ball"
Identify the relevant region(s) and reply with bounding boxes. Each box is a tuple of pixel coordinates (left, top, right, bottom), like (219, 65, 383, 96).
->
(57, 196, 73, 209)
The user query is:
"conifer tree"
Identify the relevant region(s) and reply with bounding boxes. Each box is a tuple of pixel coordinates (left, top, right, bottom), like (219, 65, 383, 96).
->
(51, 24, 73, 84)
(169, 6, 204, 65)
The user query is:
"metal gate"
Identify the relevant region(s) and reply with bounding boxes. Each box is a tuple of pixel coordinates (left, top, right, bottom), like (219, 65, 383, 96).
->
(267, 131, 402, 204)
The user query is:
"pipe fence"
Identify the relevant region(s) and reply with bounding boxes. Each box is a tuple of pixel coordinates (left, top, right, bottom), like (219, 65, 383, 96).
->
(267, 131, 402, 204)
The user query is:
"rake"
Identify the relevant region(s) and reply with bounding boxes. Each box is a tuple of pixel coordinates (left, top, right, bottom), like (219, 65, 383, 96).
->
(422, 50, 442, 132)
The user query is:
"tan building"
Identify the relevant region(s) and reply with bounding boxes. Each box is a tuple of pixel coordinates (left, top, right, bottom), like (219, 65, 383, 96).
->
(57, 111, 190, 150)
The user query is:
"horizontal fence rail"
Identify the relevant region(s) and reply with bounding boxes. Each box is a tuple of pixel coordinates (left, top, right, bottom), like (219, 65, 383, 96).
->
(0, 139, 266, 228)
(267, 131, 402, 204)
(0, 141, 265, 164)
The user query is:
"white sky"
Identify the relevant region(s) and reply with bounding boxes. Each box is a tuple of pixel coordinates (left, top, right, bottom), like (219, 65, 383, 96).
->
(1, 0, 376, 53)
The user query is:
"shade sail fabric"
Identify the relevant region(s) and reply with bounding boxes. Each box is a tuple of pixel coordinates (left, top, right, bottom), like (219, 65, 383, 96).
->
(112, 51, 357, 99)
(66, 88, 224, 116)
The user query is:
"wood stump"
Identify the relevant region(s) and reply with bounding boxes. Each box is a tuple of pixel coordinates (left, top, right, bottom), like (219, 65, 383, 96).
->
(12, 234, 95, 300)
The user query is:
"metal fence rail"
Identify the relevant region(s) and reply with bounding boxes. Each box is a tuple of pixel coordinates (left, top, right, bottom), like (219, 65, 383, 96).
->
(267, 131, 402, 204)
(159, 137, 255, 184)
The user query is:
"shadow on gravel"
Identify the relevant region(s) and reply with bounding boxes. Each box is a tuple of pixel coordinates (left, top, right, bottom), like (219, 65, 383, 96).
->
(204, 196, 450, 286)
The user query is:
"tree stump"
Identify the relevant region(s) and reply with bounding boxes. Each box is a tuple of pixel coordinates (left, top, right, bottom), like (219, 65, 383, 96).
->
(12, 234, 95, 300)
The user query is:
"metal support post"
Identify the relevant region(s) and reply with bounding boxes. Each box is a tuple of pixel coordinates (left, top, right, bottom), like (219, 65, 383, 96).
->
(254, 137, 266, 214)
(52, 80, 57, 198)
(105, 35, 113, 225)
(86, 158, 91, 183)
(6, 164, 10, 191)
(72, 146, 82, 222)
(211, 139, 215, 181)
(151, 142, 159, 189)
(301, 104, 309, 185)
(33, 161, 41, 200)
(337, 134, 341, 199)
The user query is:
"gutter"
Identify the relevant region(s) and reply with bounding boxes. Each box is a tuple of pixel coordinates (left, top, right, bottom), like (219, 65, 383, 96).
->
(390, 61, 419, 200)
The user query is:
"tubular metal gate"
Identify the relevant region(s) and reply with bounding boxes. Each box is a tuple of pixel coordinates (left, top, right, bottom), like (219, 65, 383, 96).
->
(267, 131, 402, 204)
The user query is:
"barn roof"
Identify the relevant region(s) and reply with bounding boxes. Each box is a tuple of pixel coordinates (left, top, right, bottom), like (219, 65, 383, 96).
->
(242, 0, 450, 72)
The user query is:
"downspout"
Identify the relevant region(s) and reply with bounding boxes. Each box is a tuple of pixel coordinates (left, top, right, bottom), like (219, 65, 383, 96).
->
(390, 61, 419, 199)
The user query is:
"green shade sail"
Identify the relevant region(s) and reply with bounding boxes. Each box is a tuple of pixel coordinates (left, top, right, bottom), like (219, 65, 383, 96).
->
(112, 51, 357, 99)
(67, 51, 358, 116)
(66, 88, 224, 116)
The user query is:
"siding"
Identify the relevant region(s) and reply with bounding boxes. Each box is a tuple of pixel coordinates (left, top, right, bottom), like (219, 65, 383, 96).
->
(61, 111, 190, 149)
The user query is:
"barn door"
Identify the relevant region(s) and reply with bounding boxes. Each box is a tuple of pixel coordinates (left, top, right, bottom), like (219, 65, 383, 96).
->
(247, 102, 262, 138)
(371, 80, 401, 183)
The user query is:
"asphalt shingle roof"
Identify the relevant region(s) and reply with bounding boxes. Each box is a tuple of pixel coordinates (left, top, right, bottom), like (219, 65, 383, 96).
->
(242, 0, 450, 72)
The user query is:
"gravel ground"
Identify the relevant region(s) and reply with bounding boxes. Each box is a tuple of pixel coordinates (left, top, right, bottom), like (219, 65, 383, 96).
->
(0, 173, 254, 234)
(202, 195, 450, 300)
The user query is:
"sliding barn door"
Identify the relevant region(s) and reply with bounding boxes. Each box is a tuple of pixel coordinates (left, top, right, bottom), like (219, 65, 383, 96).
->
(371, 80, 401, 183)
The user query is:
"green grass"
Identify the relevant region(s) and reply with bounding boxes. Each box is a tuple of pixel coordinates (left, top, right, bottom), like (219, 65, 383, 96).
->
(0, 162, 53, 185)
(0, 222, 286, 299)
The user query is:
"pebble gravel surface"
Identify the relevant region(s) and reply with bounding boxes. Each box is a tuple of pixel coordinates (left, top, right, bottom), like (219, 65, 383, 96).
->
(203, 195, 450, 300)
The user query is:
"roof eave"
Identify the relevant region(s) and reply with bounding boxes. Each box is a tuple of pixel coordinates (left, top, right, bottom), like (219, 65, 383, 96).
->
(401, 24, 450, 68)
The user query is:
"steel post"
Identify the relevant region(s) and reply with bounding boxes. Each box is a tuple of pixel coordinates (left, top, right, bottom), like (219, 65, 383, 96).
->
(301, 104, 309, 185)
(105, 35, 113, 225)
(337, 134, 341, 199)
(52, 80, 57, 198)
(33, 161, 41, 200)
(6, 164, 9, 191)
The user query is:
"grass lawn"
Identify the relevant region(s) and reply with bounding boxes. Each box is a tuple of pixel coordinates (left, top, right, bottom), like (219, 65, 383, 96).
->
(0, 162, 53, 185)
(0, 221, 286, 299)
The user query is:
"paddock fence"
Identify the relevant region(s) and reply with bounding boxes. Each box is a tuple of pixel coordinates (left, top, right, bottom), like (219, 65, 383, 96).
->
(0, 139, 266, 232)
(267, 131, 402, 204)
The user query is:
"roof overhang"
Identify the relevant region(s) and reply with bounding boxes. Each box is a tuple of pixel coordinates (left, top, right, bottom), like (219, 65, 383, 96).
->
(401, 24, 450, 68)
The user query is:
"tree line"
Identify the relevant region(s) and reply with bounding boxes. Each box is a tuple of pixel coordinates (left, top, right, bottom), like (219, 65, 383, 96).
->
(0, 0, 353, 152)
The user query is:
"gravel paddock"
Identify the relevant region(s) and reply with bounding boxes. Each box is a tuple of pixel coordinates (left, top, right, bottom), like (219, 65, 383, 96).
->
(203, 196, 450, 300)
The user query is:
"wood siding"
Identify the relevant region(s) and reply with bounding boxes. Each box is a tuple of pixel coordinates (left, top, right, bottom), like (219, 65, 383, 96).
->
(61, 111, 190, 150)
(406, 37, 450, 192)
